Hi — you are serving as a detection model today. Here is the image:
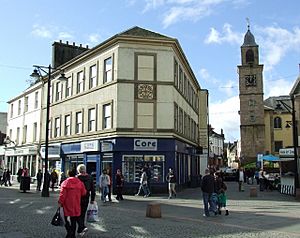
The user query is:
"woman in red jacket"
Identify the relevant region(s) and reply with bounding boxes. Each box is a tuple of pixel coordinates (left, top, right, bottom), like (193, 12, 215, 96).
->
(58, 170, 86, 238)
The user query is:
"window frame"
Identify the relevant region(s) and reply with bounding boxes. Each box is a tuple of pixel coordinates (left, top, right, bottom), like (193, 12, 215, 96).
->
(88, 108, 96, 132)
(104, 57, 112, 83)
(103, 103, 112, 129)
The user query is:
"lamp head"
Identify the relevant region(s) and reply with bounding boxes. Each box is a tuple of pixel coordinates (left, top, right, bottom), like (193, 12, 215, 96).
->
(30, 69, 41, 80)
(58, 72, 67, 82)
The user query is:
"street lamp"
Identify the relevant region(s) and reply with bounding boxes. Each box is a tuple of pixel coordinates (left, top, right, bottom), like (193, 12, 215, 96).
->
(275, 97, 299, 196)
(30, 65, 66, 197)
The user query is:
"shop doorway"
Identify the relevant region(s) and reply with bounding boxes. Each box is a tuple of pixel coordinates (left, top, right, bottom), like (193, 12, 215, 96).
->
(87, 161, 97, 188)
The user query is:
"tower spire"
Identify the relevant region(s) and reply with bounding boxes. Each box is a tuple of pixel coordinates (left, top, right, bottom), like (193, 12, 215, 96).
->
(246, 17, 250, 30)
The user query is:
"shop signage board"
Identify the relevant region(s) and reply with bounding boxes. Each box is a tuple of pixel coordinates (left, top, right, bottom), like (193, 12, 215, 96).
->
(81, 140, 99, 152)
(134, 139, 157, 151)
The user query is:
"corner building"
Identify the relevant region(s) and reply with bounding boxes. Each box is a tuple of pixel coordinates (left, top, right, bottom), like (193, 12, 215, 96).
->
(45, 27, 207, 193)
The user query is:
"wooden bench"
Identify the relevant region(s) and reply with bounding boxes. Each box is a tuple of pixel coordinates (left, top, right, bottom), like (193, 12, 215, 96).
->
(146, 202, 161, 218)
(250, 187, 257, 197)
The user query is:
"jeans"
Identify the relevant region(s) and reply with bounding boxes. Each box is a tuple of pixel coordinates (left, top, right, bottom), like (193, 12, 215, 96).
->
(101, 186, 109, 202)
(202, 192, 216, 216)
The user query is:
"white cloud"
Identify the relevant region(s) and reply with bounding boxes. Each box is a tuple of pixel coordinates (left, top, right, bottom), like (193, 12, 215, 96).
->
(88, 33, 101, 44)
(210, 96, 240, 142)
(139, 0, 247, 28)
(199, 68, 218, 84)
(31, 24, 53, 38)
(143, 0, 165, 13)
(257, 26, 300, 71)
(264, 78, 294, 98)
(58, 32, 73, 40)
(205, 23, 243, 45)
(205, 24, 300, 71)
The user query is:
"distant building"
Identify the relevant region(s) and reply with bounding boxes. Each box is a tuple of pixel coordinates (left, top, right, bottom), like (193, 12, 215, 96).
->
(208, 125, 225, 168)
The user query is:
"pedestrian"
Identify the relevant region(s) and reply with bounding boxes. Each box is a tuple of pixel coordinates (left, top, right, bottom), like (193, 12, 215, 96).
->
(0, 169, 7, 186)
(58, 169, 86, 238)
(50, 169, 58, 191)
(6, 169, 12, 186)
(20, 168, 30, 192)
(145, 164, 152, 195)
(135, 168, 150, 197)
(107, 167, 112, 202)
(166, 167, 177, 199)
(259, 169, 265, 191)
(237, 167, 245, 192)
(77, 164, 96, 237)
(99, 169, 110, 203)
(60, 172, 67, 186)
(36, 169, 43, 191)
(254, 170, 260, 185)
(201, 168, 217, 217)
(115, 169, 124, 200)
(214, 172, 229, 215)
(17, 168, 23, 183)
(0, 167, 3, 183)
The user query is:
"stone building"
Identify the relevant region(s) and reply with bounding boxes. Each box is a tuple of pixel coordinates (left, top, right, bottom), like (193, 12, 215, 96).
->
(238, 26, 265, 165)
(5, 27, 208, 192)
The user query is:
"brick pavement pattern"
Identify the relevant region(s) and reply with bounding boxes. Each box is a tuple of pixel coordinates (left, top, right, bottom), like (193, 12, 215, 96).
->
(0, 181, 299, 238)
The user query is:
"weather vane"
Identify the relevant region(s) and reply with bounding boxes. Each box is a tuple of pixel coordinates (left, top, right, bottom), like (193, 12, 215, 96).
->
(246, 17, 250, 30)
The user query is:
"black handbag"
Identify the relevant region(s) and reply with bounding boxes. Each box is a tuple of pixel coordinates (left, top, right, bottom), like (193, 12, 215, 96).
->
(51, 207, 64, 226)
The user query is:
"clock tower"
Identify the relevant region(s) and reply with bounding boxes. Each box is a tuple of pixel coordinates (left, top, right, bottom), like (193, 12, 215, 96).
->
(238, 25, 265, 165)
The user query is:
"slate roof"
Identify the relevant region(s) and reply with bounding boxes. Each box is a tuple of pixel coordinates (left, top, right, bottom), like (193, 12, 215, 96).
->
(117, 26, 173, 40)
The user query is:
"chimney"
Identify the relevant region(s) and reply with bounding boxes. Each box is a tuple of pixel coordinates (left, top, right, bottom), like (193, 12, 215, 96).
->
(52, 41, 90, 68)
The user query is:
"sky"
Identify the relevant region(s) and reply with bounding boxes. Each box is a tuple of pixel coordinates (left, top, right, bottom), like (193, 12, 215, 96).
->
(0, 0, 300, 142)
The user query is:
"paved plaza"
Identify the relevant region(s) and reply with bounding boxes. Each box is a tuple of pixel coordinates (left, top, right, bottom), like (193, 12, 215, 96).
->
(0, 181, 299, 238)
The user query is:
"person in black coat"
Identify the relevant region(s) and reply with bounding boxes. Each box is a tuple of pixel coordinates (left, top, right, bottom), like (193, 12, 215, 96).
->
(76, 164, 96, 237)
(36, 169, 43, 191)
(201, 168, 217, 217)
(115, 169, 124, 200)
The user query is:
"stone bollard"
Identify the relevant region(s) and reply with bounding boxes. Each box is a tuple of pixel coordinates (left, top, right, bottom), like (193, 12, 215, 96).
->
(146, 202, 161, 218)
(250, 187, 257, 197)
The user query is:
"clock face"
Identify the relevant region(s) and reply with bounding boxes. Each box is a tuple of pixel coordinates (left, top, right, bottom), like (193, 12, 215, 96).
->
(245, 74, 256, 86)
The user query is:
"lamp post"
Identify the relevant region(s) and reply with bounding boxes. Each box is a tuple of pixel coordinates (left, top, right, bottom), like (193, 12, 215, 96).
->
(276, 97, 299, 196)
(30, 65, 66, 197)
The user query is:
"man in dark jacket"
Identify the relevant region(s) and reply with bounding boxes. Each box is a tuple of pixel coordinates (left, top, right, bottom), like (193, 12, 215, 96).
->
(201, 168, 217, 217)
(76, 164, 96, 237)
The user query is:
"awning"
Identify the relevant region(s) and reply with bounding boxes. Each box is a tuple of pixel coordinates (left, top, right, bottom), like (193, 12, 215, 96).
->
(261, 154, 280, 162)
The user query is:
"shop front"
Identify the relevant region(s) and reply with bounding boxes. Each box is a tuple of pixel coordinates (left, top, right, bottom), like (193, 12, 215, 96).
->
(110, 137, 201, 194)
(5, 146, 39, 179)
(40, 143, 62, 175)
(279, 148, 297, 195)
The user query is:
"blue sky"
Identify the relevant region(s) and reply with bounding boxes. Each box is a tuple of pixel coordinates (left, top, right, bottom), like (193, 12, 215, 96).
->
(1, 0, 300, 142)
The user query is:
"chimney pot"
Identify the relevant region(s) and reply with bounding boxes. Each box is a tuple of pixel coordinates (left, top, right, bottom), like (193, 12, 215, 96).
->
(66, 41, 69, 45)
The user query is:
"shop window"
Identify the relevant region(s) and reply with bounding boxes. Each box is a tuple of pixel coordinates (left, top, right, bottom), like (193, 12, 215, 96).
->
(122, 155, 165, 183)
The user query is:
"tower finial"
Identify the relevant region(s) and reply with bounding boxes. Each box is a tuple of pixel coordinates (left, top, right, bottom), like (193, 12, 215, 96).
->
(246, 17, 250, 30)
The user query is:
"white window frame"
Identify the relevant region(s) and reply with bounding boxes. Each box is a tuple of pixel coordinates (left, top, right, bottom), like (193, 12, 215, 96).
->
(88, 108, 96, 132)
(75, 112, 82, 134)
(54, 117, 61, 138)
(103, 103, 112, 129)
(65, 115, 71, 136)
(89, 65, 97, 89)
(77, 71, 84, 93)
(34, 92, 39, 109)
(104, 57, 112, 83)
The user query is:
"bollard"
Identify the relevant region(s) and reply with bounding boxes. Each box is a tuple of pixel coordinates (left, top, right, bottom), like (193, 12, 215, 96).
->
(250, 187, 257, 197)
(146, 202, 161, 218)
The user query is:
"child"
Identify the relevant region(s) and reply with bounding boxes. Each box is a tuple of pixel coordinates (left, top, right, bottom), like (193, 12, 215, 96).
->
(218, 188, 229, 216)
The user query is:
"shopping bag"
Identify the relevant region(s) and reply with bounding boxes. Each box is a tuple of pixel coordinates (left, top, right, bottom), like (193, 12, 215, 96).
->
(51, 207, 65, 226)
(87, 202, 99, 222)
